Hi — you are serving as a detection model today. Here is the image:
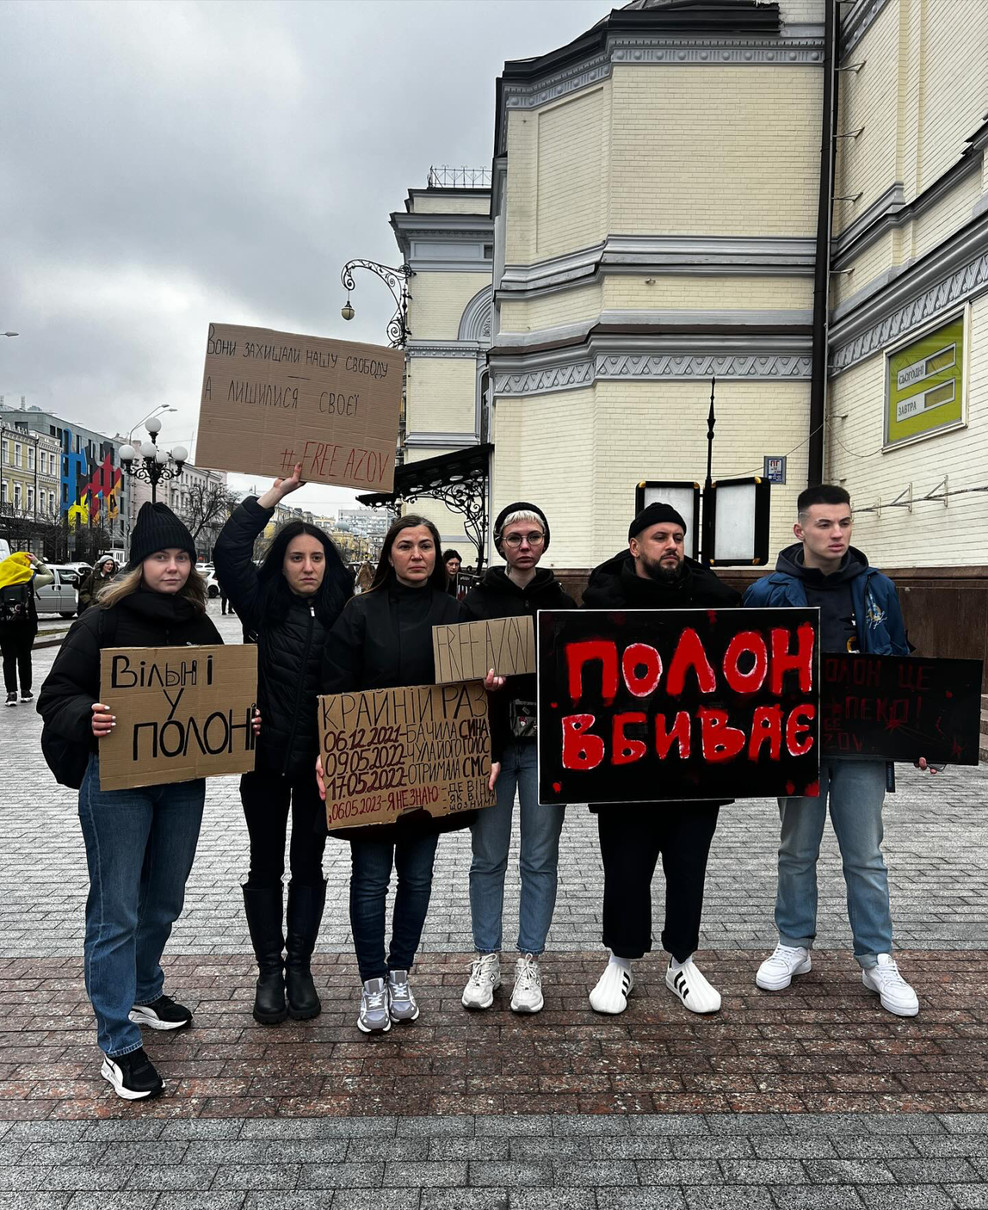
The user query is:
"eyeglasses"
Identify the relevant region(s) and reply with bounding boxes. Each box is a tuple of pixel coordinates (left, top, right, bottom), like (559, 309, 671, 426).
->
(503, 532, 545, 548)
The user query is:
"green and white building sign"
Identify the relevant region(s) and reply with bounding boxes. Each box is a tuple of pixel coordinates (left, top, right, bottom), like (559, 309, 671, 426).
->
(885, 313, 965, 448)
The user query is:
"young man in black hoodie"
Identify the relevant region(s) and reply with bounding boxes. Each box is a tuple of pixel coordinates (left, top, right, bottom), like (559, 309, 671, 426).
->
(582, 502, 740, 1016)
(461, 503, 576, 1014)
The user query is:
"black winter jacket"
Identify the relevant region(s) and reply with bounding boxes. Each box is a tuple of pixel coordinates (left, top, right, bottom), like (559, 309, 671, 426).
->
(463, 566, 576, 760)
(321, 578, 472, 842)
(37, 589, 221, 756)
(581, 549, 740, 811)
(213, 498, 352, 779)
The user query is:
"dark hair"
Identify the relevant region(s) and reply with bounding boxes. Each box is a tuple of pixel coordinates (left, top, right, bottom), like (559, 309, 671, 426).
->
(369, 515, 445, 593)
(797, 484, 851, 517)
(443, 549, 462, 564)
(257, 521, 353, 626)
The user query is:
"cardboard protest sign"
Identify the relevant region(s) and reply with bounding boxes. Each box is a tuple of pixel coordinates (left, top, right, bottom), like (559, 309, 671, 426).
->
(538, 608, 820, 805)
(195, 323, 403, 491)
(822, 652, 983, 765)
(432, 616, 535, 685)
(318, 681, 496, 829)
(99, 645, 257, 790)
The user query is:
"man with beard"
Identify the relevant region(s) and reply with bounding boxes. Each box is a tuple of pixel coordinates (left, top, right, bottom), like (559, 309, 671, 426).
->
(581, 502, 740, 1015)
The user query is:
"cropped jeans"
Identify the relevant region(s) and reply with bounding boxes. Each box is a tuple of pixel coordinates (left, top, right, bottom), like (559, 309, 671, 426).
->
(78, 756, 205, 1056)
(775, 757, 892, 969)
(469, 740, 565, 956)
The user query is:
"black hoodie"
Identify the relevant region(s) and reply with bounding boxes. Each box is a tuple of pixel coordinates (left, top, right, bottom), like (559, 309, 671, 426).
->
(462, 566, 577, 759)
(775, 542, 867, 654)
(582, 549, 740, 611)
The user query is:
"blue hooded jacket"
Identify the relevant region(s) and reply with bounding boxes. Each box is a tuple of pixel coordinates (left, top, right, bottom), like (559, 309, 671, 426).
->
(743, 544, 909, 657)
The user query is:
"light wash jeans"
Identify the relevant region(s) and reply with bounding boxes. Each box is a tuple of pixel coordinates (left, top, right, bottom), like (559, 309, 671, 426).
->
(469, 741, 565, 956)
(78, 756, 205, 1056)
(775, 757, 892, 969)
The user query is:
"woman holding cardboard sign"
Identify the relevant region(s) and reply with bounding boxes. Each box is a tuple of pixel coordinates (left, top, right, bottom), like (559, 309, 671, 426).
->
(38, 503, 222, 1102)
(317, 515, 498, 1034)
(214, 465, 352, 1028)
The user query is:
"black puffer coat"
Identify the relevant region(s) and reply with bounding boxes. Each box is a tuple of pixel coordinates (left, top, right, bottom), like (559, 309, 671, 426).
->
(37, 589, 221, 755)
(321, 578, 472, 841)
(213, 498, 352, 779)
(462, 565, 576, 759)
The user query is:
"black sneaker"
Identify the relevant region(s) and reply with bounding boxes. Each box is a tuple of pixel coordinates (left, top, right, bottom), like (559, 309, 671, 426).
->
(129, 994, 193, 1031)
(5, 693, 17, 707)
(20, 691, 33, 702)
(100, 1047, 163, 1100)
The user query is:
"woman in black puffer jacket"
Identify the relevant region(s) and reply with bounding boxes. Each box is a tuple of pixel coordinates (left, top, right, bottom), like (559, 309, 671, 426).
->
(213, 465, 352, 1026)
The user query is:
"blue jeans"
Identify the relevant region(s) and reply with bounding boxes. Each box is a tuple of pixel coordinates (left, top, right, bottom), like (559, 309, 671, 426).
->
(348, 832, 439, 982)
(469, 741, 565, 956)
(78, 757, 205, 1056)
(775, 757, 892, 968)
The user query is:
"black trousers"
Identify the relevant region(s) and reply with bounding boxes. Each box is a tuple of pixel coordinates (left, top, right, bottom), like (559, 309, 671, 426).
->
(240, 768, 327, 888)
(1, 623, 35, 695)
(597, 802, 720, 963)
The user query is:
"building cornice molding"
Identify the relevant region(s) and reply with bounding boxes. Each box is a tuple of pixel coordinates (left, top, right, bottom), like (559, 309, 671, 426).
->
(830, 218, 988, 375)
(497, 235, 817, 299)
(406, 341, 487, 359)
(840, 0, 892, 58)
(404, 432, 481, 449)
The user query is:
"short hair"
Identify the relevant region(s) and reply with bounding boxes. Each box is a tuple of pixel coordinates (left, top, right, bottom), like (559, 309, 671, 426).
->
(797, 484, 851, 519)
(499, 509, 543, 532)
(442, 549, 462, 563)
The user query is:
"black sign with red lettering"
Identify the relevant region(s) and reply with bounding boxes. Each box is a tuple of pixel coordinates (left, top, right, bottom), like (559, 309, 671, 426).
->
(822, 653, 983, 765)
(537, 608, 820, 805)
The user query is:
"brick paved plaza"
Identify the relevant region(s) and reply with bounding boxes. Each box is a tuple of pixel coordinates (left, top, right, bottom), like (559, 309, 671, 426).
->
(2, 605, 987, 1206)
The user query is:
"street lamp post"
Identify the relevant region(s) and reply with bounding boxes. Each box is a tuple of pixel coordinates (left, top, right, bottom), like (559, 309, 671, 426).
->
(340, 260, 414, 348)
(118, 416, 188, 504)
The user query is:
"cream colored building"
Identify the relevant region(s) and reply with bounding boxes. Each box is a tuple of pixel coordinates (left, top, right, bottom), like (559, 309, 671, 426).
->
(385, 0, 988, 655)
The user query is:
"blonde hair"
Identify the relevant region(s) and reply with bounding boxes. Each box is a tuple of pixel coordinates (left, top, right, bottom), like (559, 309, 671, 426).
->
(99, 563, 207, 613)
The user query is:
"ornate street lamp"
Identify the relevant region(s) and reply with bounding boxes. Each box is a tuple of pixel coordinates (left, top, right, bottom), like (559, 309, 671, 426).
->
(118, 416, 188, 504)
(340, 259, 414, 348)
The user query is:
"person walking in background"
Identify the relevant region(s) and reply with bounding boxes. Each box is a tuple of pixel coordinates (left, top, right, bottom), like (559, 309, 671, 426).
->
(318, 516, 498, 1034)
(78, 557, 117, 612)
(214, 464, 352, 1027)
(461, 502, 575, 1015)
(37, 504, 222, 1100)
(354, 560, 375, 594)
(1, 550, 53, 707)
(443, 549, 462, 598)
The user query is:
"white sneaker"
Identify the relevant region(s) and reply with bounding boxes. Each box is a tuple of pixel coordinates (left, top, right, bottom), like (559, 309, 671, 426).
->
(755, 944, 812, 991)
(356, 977, 391, 1033)
(862, 954, 919, 1017)
(589, 961, 634, 1014)
(665, 958, 721, 1014)
(510, 954, 544, 1014)
(462, 952, 501, 1009)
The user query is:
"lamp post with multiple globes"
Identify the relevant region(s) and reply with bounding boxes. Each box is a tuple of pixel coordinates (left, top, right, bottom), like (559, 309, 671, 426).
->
(118, 415, 188, 504)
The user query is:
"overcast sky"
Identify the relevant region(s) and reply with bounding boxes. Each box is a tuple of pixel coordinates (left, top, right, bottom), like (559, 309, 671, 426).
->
(1, 0, 605, 515)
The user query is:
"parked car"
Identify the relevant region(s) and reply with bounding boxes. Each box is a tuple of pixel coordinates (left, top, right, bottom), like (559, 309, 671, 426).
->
(58, 562, 93, 588)
(34, 566, 81, 618)
(204, 569, 221, 599)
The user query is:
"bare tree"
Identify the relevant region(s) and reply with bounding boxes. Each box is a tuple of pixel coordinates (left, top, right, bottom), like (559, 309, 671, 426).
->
(176, 480, 240, 555)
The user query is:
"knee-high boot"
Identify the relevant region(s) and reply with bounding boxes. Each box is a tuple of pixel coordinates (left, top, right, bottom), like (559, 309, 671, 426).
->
(285, 880, 326, 1020)
(242, 883, 287, 1025)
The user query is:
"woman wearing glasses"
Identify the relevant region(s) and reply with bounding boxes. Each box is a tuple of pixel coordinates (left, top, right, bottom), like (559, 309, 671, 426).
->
(461, 503, 575, 1014)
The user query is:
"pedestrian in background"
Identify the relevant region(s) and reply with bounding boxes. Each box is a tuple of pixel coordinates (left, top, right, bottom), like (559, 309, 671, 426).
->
(214, 464, 352, 1026)
(1, 550, 53, 707)
(78, 558, 117, 611)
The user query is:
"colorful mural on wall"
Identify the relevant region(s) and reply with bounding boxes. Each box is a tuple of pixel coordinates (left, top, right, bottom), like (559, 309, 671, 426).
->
(61, 429, 122, 527)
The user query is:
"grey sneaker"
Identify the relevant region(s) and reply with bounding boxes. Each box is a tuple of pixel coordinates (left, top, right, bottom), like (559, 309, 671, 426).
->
(510, 954, 544, 1014)
(387, 970, 420, 1023)
(462, 952, 501, 1009)
(357, 977, 391, 1033)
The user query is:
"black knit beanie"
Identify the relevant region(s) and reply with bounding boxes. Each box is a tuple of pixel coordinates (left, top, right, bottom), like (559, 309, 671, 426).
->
(494, 501, 550, 553)
(629, 502, 688, 541)
(127, 502, 197, 569)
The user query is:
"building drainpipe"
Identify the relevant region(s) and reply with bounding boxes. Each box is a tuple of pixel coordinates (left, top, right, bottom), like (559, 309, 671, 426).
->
(808, 0, 838, 486)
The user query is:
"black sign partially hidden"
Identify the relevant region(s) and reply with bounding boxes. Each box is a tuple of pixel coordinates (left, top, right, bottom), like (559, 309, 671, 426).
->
(822, 653, 983, 765)
(538, 608, 820, 806)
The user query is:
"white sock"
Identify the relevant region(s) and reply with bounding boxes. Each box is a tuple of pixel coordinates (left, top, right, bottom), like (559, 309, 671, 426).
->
(608, 953, 632, 972)
(670, 955, 692, 971)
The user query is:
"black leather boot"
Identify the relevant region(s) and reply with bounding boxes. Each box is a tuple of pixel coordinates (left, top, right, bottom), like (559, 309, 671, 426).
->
(285, 880, 326, 1020)
(242, 884, 287, 1025)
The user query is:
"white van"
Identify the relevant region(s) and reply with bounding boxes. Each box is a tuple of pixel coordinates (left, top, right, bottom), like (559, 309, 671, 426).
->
(0, 539, 10, 561)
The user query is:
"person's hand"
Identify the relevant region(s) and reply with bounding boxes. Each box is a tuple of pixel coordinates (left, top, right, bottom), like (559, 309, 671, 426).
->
(483, 668, 506, 691)
(252, 708, 262, 736)
(258, 464, 305, 510)
(488, 761, 500, 792)
(315, 755, 326, 801)
(915, 756, 942, 774)
(91, 702, 115, 738)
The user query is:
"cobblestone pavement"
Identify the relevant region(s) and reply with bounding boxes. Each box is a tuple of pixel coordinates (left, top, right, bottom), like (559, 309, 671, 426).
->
(2, 603, 987, 1205)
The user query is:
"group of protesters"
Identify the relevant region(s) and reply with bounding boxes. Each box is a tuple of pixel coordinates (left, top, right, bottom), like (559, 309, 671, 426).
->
(31, 468, 936, 1101)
